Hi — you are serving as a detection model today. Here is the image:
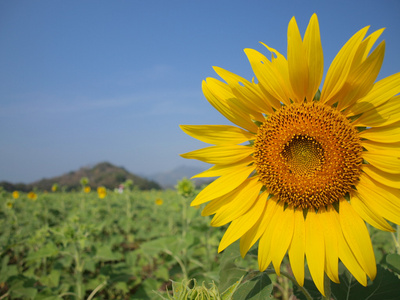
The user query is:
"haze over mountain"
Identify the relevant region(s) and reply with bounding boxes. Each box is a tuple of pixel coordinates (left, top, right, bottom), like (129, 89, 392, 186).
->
(146, 165, 213, 188)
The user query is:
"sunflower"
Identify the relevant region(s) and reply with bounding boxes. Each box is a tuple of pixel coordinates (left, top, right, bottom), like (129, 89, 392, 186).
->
(12, 191, 19, 199)
(97, 186, 107, 199)
(180, 14, 400, 295)
(27, 191, 38, 201)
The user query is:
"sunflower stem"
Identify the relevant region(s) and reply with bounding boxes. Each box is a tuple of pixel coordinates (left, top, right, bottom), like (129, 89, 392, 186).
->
(322, 274, 332, 300)
(393, 224, 400, 255)
(264, 270, 313, 300)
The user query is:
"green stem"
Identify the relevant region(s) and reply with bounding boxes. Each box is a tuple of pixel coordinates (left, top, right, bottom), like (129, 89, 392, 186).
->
(181, 196, 188, 271)
(126, 194, 132, 233)
(264, 269, 313, 300)
(391, 225, 400, 255)
(163, 249, 188, 281)
(322, 274, 332, 300)
(74, 243, 84, 300)
(87, 280, 107, 300)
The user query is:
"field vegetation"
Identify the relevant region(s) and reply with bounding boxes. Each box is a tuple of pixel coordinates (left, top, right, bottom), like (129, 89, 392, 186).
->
(1, 179, 400, 299)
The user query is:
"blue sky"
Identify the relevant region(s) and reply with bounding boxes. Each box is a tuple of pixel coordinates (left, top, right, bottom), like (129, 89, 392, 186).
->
(0, 0, 399, 183)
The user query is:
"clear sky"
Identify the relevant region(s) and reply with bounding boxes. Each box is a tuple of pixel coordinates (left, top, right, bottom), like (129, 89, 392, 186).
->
(1, 0, 399, 183)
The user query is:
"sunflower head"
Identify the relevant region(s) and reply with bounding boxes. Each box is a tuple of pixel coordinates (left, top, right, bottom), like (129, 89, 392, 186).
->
(27, 191, 38, 201)
(181, 13, 400, 296)
(97, 186, 107, 199)
(12, 191, 19, 199)
(254, 102, 363, 209)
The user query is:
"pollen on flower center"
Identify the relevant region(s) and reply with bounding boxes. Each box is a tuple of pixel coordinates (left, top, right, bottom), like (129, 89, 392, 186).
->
(281, 135, 325, 176)
(253, 102, 363, 209)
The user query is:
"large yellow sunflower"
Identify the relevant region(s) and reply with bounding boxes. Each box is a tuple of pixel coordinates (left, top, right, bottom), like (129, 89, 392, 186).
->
(180, 14, 400, 295)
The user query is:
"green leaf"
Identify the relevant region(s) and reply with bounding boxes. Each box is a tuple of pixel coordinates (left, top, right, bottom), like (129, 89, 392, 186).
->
(140, 237, 177, 256)
(386, 253, 400, 274)
(9, 275, 38, 299)
(26, 242, 59, 261)
(0, 256, 18, 283)
(94, 245, 123, 261)
(330, 265, 400, 300)
(232, 273, 273, 300)
(219, 241, 248, 293)
(293, 278, 322, 300)
(221, 277, 243, 300)
(40, 269, 61, 288)
(154, 266, 170, 281)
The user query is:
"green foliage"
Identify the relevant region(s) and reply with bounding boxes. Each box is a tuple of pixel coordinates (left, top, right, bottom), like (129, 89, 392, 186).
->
(155, 278, 242, 300)
(0, 189, 399, 299)
(176, 178, 196, 198)
(0, 188, 217, 299)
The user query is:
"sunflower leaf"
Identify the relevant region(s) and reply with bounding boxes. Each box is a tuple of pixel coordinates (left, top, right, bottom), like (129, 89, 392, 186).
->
(386, 253, 400, 274)
(330, 264, 400, 300)
(232, 272, 273, 300)
(293, 278, 322, 300)
(218, 241, 247, 293)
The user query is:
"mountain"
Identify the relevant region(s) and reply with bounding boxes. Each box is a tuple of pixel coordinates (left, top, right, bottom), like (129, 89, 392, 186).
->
(147, 165, 214, 188)
(0, 162, 161, 192)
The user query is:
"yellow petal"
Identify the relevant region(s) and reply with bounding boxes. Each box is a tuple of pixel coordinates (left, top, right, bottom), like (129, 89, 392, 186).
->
(192, 157, 253, 178)
(328, 205, 367, 286)
(201, 187, 240, 216)
(359, 121, 400, 143)
(337, 222, 368, 286)
(258, 201, 284, 272)
(259, 43, 295, 105)
(305, 208, 326, 296)
(240, 197, 278, 257)
(351, 192, 394, 231)
(287, 16, 308, 102)
(338, 41, 385, 111)
(357, 173, 400, 224)
(358, 28, 385, 62)
(363, 151, 400, 174)
(362, 139, 400, 157)
(339, 199, 376, 280)
(191, 166, 255, 206)
(211, 178, 263, 226)
(213, 66, 275, 114)
(347, 72, 400, 116)
(180, 125, 254, 145)
(353, 96, 400, 127)
(271, 206, 295, 276)
(180, 145, 253, 165)
(288, 208, 305, 286)
(321, 26, 369, 105)
(244, 48, 291, 105)
(202, 78, 259, 132)
(362, 164, 400, 189)
(318, 206, 340, 283)
(303, 13, 323, 102)
(218, 192, 268, 252)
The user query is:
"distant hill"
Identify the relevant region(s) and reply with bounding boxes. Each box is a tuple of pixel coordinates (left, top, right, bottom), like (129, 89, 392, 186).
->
(0, 162, 161, 192)
(148, 165, 214, 188)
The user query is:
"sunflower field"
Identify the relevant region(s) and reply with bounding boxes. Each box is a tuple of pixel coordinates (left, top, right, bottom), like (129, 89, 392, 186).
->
(0, 180, 400, 300)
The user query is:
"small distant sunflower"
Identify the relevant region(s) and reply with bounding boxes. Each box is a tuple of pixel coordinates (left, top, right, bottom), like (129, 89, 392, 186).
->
(84, 186, 91, 193)
(51, 183, 59, 192)
(97, 186, 107, 199)
(155, 198, 164, 206)
(12, 191, 19, 199)
(27, 192, 38, 201)
(180, 14, 400, 295)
